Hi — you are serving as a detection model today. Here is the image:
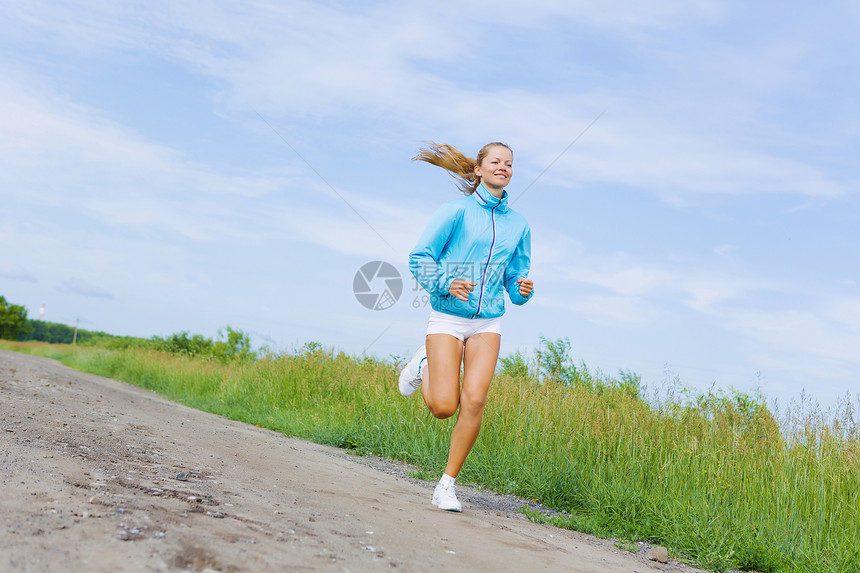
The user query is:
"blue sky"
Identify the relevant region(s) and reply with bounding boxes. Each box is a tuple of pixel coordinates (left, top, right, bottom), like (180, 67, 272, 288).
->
(1, 1, 858, 406)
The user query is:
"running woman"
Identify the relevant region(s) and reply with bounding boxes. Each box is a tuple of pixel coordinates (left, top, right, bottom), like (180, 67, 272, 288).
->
(399, 142, 534, 512)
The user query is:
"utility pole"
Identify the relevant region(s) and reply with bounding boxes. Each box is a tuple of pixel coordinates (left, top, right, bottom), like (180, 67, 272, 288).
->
(72, 317, 79, 345)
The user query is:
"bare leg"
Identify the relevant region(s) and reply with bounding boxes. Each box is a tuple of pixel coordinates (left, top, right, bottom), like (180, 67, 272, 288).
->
(443, 333, 500, 478)
(422, 334, 463, 419)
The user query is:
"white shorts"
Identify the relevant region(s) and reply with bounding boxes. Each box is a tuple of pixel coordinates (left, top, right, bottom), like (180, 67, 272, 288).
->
(426, 309, 502, 341)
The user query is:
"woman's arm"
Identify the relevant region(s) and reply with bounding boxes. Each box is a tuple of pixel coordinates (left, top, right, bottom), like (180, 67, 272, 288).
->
(504, 226, 533, 305)
(408, 202, 462, 296)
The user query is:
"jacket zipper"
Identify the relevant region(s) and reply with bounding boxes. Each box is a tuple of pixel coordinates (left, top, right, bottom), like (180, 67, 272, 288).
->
(474, 202, 498, 318)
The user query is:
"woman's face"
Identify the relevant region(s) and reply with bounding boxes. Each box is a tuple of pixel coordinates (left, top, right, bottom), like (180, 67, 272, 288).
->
(475, 145, 513, 195)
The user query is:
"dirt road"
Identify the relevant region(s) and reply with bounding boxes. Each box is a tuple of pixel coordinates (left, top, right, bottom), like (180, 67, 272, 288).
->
(0, 350, 707, 572)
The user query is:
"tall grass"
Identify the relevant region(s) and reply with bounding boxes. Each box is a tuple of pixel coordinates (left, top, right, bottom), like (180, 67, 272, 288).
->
(3, 341, 858, 573)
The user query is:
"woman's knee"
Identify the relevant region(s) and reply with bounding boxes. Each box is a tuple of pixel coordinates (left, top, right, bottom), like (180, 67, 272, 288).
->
(428, 401, 459, 419)
(458, 394, 486, 419)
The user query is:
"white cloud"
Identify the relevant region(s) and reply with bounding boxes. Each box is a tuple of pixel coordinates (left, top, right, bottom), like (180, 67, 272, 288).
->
(3, 1, 850, 202)
(544, 242, 784, 322)
(726, 307, 860, 366)
(0, 72, 425, 274)
(535, 293, 657, 326)
(529, 109, 847, 198)
(529, 226, 586, 268)
(0, 75, 304, 242)
(824, 298, 860, 335)
(678, 272, 776, 313)
(520, 0, 726, 31)
(60, 277, 115, 300)
(713, 244, 737, 259)
(0, 261, 37, 283)
(559, 260, 672, 297)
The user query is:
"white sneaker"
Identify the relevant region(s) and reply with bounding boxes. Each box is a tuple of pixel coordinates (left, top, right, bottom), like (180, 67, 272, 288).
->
(398, 345, 426, 396)
(432, 481, 462, 512)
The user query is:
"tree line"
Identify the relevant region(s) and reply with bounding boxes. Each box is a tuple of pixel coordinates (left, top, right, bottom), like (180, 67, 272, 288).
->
(0, 295, 29, 340)
(1, 294, 255, 362)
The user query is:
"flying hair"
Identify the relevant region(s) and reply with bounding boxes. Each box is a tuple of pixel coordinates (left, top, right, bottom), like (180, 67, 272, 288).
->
(413, 142, 512, 195)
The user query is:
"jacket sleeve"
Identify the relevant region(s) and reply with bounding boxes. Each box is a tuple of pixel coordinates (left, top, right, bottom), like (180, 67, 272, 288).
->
(409, 202, 462, 296)
(504, 225, 533, 305)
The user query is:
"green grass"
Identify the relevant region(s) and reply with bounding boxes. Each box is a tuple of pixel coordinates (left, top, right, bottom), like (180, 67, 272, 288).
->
(3, 340, 858, 573)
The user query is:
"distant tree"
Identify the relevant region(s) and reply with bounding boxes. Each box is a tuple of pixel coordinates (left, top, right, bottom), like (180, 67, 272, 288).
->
(0, 296, 30, 340)
(499, 349, 531, 379)
(537, 336, 579, 386)
(19, 318, 148, 347)
(151, 331, 215, 357)
(151, 326, 256, 363)
(22, 319, 75, 343)
(214, 326, 256, 363)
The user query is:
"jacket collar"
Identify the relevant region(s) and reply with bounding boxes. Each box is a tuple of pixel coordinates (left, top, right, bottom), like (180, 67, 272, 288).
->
(472, 183, 509, 212)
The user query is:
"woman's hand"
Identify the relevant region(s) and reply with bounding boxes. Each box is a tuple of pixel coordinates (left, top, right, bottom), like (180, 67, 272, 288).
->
(517, 278, 534, 297)
(448, 279, 476, 302)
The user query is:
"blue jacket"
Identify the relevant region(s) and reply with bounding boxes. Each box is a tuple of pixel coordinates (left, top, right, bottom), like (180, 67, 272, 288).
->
(409, 183, 533, 319)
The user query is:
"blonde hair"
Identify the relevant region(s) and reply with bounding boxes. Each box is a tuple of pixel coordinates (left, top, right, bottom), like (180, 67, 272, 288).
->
(413, 142, 512, 195)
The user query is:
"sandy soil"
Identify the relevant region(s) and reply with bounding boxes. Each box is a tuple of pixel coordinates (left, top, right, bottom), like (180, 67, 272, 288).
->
(0, 349, 711, 572)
